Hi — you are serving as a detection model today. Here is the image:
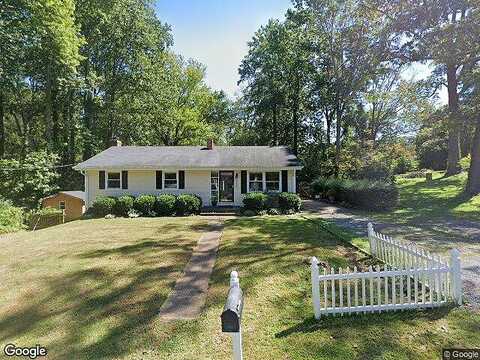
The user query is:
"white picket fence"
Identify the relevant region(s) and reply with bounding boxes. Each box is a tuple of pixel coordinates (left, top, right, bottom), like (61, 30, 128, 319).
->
(311, 223, 462, 319)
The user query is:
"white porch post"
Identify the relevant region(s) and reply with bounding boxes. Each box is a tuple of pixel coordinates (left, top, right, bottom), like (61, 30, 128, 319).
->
(293, 169, 296, 193)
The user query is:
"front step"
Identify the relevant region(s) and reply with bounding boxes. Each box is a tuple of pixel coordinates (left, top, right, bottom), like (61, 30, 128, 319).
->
(200, 206, 240, 216)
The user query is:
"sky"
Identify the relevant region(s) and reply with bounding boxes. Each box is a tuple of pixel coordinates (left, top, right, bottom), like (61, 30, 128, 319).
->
(155, 0, 291, 97)
(154, 0, 447, 104)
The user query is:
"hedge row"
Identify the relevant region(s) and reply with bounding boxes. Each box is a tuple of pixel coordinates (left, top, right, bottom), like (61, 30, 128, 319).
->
(0, 199, 24, 234)
(242, 192, 302, 214)
(311, 177, 398, 210)
(91, 194, 202, 217)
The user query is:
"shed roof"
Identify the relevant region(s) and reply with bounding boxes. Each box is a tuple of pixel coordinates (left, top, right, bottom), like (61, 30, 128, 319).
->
(73, 146, 302, 170)
(42, 191, 85, 202)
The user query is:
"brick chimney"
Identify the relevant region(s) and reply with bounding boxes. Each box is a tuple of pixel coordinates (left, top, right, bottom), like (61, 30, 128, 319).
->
(207, 139, 214, 150)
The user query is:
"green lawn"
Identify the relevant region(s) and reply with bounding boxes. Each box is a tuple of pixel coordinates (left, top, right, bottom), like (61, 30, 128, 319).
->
(367, 171, 480, 224)
(1, 216, 479, 359)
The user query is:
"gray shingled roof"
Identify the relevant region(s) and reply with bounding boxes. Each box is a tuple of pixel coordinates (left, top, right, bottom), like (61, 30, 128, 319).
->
(60, 191, 85, 201)
(73, 146, 302, 170)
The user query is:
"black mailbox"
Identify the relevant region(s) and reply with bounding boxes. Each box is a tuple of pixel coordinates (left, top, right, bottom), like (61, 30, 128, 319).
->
(221, 285, 243, 333)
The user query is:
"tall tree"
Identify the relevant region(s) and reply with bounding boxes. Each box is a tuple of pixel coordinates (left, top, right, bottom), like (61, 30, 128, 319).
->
(373, 0, 479, 176)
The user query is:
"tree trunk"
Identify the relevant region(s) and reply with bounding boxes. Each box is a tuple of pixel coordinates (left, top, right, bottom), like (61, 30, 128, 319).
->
(65, 89, 75, 164)
(325, 110, 332, 145)
(52, 85, 60, 150)
(0, 91, 4, 158)
(292, 75, 300, 155)
(334, 100, 342, 176)
(445, 64, 461, 176)
(272, 104, 278, 146)
(466, 116, 480, 195)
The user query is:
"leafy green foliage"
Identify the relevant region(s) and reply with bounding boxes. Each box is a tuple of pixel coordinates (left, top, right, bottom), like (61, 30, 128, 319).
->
(175, 194, 202, 216)
(278, 192, 302, 213)
(114, 195, 135, 217)
(91, 196, 116, 217)
(243, 192, 268, 211)
(0, 151, 60, 208)
(0, 198, 24, 234)
(460, 155, 471, 172)
(155, 194, 177, 216)
(312, 177, 399, 210)
(133, 195, 156, 217)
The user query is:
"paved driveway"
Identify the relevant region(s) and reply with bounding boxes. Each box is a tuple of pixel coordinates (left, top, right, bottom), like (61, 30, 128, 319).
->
(302, 200, 480, 308)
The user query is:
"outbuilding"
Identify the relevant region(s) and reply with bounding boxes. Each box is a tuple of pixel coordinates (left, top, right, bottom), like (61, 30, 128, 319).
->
(41, 191, 86, 221)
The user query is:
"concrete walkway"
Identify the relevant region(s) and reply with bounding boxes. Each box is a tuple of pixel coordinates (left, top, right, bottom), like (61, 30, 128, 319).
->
(302, 200, 480, 308)
(159, 221, 223, 320)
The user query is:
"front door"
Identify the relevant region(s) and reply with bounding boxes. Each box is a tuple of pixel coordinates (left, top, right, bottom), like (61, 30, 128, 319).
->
(219, 171, 234, 203)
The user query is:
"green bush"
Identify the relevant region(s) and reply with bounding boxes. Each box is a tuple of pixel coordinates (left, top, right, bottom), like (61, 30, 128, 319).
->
(0, 199, 24, 234)
(92, 196, 117, 217)
(311, 177, 398, 210)
(311, 177, 344, 198)
(176, 194, 202, 216)
(460, 155, 471, 171)
(155, 194, 177, 216)
(278, 192, 302, 213)
(114, 195, 135, 216)
(243, 192, 268, 211)
(134, 195, 157, 216)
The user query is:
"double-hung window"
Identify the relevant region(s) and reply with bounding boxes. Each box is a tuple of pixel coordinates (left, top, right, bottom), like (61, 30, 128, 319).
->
(59, 201, 66, 210)
(164, 172, 178, 189)
(249, 172, 263, 192)
(107, 172, 121, 188)
(265, 172, 280, 192)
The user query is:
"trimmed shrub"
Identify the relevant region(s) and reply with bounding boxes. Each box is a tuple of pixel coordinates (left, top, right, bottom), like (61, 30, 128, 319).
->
(311, 177, 398, 210)
(92, 196, 117, 217)
(176, 194, 202, 216)
(243, 192, 267, 211)
(193, 194, 203, 214)
(134, 195, 157, 216)
(278, 192, 302, 213)
(114, 195, 135, 216)
(155, 194, 177, 216)
(0, 199, 24, 234)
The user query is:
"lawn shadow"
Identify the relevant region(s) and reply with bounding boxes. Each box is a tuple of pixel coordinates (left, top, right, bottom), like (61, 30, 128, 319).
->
(0, 229, 197, 359)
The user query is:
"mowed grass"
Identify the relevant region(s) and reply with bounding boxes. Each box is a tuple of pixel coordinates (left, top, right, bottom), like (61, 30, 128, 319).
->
(152, 216, 479, 360)
(366, 171, 480, 224)
(0, 217, 209, 359)
(1, 216, 479, 359)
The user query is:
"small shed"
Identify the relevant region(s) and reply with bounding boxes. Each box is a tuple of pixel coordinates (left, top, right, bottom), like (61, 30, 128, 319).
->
(42, 191, 85, 221)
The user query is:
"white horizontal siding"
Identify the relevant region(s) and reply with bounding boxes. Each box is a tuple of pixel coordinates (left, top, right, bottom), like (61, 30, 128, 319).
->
(84, 168, 297, 208)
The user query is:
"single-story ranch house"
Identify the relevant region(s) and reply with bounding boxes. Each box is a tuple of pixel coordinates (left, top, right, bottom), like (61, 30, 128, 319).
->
(73, 140, 302, 208)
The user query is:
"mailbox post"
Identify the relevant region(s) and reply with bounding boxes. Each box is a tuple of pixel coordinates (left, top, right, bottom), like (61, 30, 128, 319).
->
(221, 271, 243, 360)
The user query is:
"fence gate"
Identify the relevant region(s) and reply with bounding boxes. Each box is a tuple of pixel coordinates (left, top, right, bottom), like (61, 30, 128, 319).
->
(311, 223, 462, 319)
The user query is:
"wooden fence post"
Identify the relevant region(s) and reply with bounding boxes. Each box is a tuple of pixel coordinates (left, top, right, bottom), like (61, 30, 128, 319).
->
(367, 223, 376, 256)
(311, 257, 321, 319)
(450, 249, 462, 305)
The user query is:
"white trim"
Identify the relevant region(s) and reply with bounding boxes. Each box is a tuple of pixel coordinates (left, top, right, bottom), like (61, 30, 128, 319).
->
(76, 166, 303, 172)
(58, 200, 66, 210)
(247, 171, 264, 192)
(265, 171, 281, 193)
(246, 170, 281, 193)
(106, 171, 122, 189)
(218, 170, 235, 203)
(163, 170, 179, 190)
